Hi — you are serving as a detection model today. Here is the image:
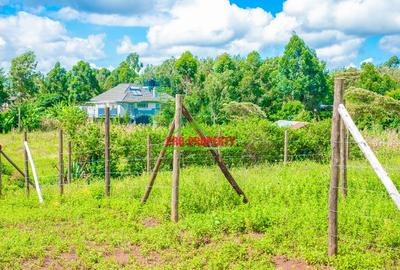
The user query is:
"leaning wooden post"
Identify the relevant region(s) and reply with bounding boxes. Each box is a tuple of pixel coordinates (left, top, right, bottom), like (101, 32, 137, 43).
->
(340, 99, 347, 197)
(147, 133, 151, 174)
(105, 107, 111, 196)
(284, 130, 288, 165)
(59, 129, 64, 195)
(23, 131, 29, 196)
(67, 141, 72, 184)
(171, 94, 182, 222)
(328, 78, 343, 256)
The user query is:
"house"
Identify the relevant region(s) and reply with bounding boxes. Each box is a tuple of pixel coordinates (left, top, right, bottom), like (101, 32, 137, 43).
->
(83, 84, 173, 124)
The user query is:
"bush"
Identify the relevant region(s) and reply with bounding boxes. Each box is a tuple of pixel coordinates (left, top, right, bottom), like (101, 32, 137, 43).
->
(71, 118, 331, 177)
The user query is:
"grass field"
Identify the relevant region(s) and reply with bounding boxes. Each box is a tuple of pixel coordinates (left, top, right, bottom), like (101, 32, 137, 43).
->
(0, 131, 400, 269)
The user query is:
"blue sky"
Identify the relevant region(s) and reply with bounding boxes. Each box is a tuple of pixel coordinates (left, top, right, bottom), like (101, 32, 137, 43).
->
(0, 0, 399, 72)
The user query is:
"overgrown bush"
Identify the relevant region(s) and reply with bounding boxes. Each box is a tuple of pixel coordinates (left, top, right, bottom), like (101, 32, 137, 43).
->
(71, 118, 332, 177)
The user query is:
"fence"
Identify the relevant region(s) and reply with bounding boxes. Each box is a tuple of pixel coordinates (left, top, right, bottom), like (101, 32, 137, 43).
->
(0, 84, 399, 258)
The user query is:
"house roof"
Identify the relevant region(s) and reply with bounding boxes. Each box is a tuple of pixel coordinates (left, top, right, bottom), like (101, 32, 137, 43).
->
(275, 120, 308, 129)
(89, 83, 173, 104)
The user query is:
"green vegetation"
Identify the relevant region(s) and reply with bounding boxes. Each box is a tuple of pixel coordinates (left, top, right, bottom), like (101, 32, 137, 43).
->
(0, 154, 399, 269)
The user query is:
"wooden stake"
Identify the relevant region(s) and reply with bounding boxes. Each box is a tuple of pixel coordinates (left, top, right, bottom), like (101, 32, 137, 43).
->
(23, 131, 29, 196)
(59, 129, 64, 195)
(141, 120, 175, 203)
(105, 107, 110, 196)
(284, 130, 288, 165)
(147, 133, 151, 174)
(171, 94, 182, 222)
(67, 141, 72, 184)
(182, 106, 248, 203)
(328, 78, 343, 256)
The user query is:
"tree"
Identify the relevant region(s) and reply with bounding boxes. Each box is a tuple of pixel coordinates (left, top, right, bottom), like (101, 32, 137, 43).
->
(221, 101, 266, 120)
(67, 61, 100, 103)
(383, 56, 400, 68)
(46, 62, 67, 97)
(276, 34, 329, 111)
(358, 62, 397, 95)
(0, 69, 8, 105)
(95, 67, 111, 92)
(214, 53, 236, 73)
(9, 51, 38, 98)
(175, 51, 198, 94)
(103, 53, 141, 89)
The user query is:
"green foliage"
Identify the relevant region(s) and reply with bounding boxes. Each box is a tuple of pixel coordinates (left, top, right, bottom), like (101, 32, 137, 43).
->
(221, 101, 266, 120)
(104, 53, 141, 89)
(45, 62, 67, 98)
(66, 61, 100, 103)
(0, 68, 8, 104)
(274, 100, 311, 121)
(47, 104, 87, 138)
(9, 51, 38, 97)
(383, 56, 400, 68)
(275, 35, 329, 111)
(358, 63, 398, 95)
(71, 118, 331, 177)
(346, 87, 400, 129)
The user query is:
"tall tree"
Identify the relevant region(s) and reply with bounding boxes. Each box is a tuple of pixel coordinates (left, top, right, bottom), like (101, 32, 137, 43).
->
(276, 34, 329, 111)
(95, 67, 111, 92)
(103, 53, 141, 89)
(9, 51, 38, 98)
(175, 51, 198, 94)
(46, 62, 67, 97)
(67, 61, 100, 103)
(358, 62, 397, 95)
(0, 68, 8, 104)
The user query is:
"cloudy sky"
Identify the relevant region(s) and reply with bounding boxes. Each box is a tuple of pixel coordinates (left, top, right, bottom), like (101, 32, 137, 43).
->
(0, 0, 399, 72)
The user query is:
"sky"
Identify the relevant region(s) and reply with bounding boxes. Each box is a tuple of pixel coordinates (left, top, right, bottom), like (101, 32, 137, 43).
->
(0, 0, 399, 72)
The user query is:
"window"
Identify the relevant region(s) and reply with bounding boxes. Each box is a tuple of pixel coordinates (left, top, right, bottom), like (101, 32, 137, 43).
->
(129, 86, 142, 96)
(137, 102, 148, 108)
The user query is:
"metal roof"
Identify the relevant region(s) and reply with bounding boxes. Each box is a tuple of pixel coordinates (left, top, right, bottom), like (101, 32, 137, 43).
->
(89, 83, 173, 104)
(275, 120, 308, 129)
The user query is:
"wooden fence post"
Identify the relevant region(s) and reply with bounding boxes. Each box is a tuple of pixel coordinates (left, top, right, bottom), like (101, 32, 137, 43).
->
(284, 130, 288, 165)
(59, 129, 64, 195)
(147, 133, 151, 174)
(105, 107, 111, 196)
(67, 141, 72, 183)
(328, 78, 343, 256)
(23, 131, 29, 196)
(171, 94, 182, 222)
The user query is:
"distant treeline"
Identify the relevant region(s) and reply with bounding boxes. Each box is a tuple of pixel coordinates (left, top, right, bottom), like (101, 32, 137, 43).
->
(1, 34, 400, 132)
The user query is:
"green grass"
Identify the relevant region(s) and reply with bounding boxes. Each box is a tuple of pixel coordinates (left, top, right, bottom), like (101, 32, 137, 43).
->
(0, 131, 399, 269)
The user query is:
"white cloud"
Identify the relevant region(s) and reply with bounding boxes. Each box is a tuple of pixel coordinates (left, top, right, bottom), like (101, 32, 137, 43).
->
(116, 36, 148, 54)
(56, 6, 166, 27)
(115, 0, 371, 68)
(379, 35, 400, 54)
(0, 11, 106, 71)
(283, 0, 400, 35)
(316, 38, 365, 67)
